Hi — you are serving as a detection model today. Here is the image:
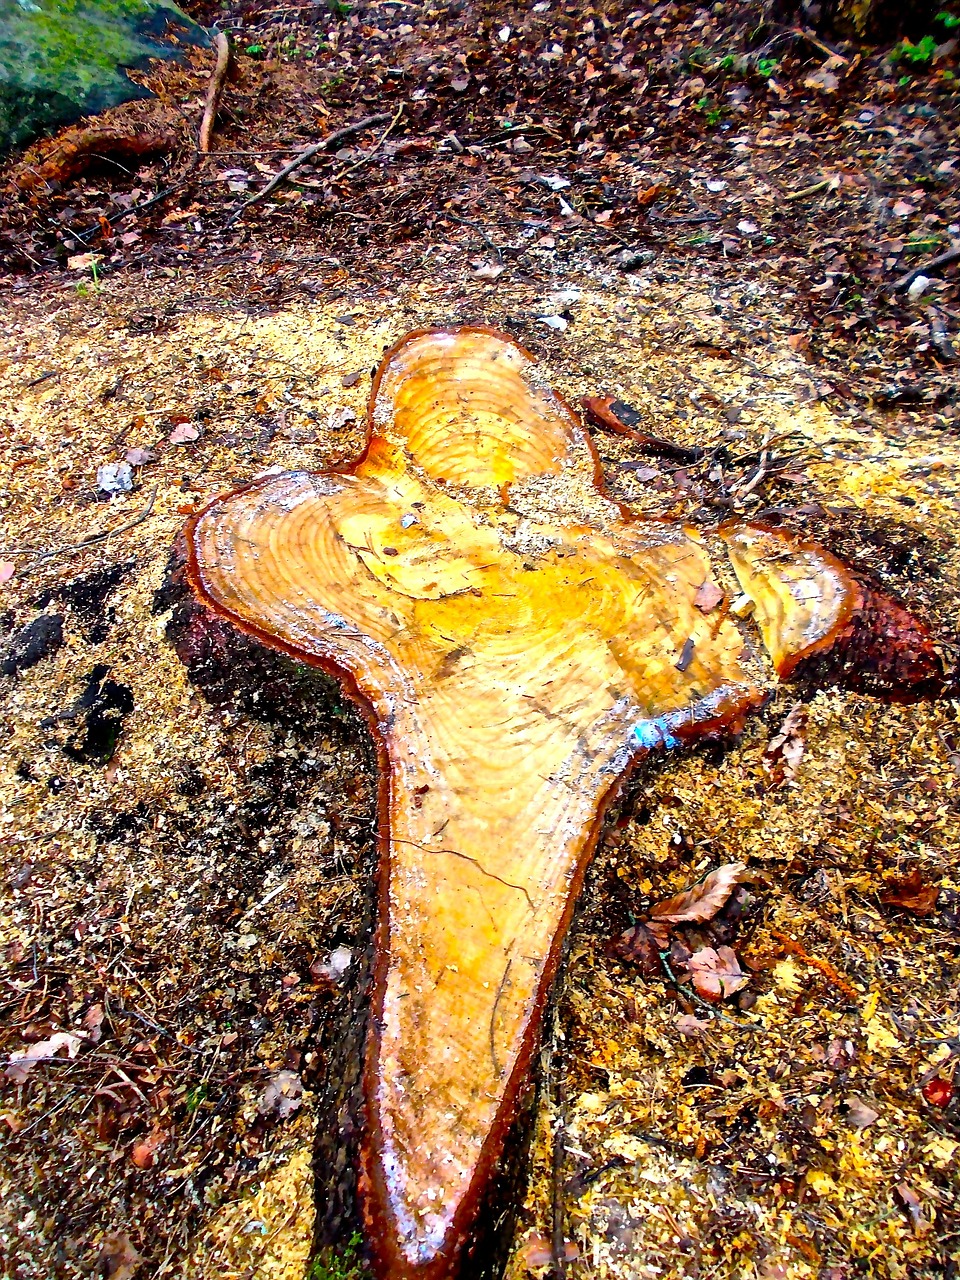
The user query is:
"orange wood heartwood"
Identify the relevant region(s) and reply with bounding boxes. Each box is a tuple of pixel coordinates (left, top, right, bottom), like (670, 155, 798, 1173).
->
(180, 326, 940, 1278)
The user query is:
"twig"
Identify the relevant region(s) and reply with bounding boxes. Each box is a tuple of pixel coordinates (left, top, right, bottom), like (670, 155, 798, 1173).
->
(2, 487, 157, 571)
(785, 177, 832, 202)
(732, 427, 771, 502)
(893, 241, 960, 292)
(226, 110, 394, 225)
(551, 1073, 567, 1280)
(928, 308, 957, 362)
(444, 211, 505, 261)
(199, 32, 233, 154)
(788, 25, 848, 63)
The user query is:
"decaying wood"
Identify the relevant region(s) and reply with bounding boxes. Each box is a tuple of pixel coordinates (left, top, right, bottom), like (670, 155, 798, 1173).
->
(199, 32, 233, 155)
(580, 394, 704, 462)
(14, 127, 176, 192)
(175, 327, 943, 1278)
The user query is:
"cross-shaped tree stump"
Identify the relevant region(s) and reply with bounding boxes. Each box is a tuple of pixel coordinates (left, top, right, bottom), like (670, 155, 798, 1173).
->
(178, 326, 941, 1279)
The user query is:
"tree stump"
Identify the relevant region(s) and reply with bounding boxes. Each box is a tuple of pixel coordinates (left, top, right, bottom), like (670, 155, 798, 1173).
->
(169, 326, 942, 1279)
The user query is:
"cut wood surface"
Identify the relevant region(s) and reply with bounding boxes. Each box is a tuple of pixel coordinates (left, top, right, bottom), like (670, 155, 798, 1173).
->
(181, 327, 940, 1278)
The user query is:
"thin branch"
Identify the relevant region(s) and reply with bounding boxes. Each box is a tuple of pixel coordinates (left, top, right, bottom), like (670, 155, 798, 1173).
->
(226, 110, 395, 225)
(199, 32, 233, 154)
(3, 487, 158, 572)
(893, 241, 960, 292)
(785, 177, 832, 202)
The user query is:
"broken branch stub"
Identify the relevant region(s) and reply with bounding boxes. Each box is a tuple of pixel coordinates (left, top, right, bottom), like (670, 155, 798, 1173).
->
(178, 325, 941, 1279)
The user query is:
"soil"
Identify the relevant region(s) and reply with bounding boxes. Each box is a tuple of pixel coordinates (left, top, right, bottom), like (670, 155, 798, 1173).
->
(0, 3, 959, 1279)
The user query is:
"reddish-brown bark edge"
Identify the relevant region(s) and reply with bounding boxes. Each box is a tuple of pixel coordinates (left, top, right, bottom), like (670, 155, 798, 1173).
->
(718, 520, 945, 699)
(178, 326, 768, 1280)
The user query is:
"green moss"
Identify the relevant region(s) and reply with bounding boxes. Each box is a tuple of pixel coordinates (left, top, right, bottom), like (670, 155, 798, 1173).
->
(0, 0, 208, 151)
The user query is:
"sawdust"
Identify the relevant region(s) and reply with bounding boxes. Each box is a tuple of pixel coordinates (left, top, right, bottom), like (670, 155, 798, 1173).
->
(1, 252, 958, 1278)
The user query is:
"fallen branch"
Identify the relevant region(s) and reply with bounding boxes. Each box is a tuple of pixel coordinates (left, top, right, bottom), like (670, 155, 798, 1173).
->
(789, 25, 848, 64)
(893, 241, 960, 292)
(199, 31, 233, 154)
(785, 177, 832, 202)
(15, 127, 175, 192)
(3, 487, 158, 573)
(227, 109, 395, 225)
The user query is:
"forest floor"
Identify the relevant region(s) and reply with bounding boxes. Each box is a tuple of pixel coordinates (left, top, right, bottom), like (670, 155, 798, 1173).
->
(1, 2, 959, 1279)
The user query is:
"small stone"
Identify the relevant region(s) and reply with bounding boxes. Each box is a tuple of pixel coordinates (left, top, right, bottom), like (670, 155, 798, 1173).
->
(614, 248, 655, 271)
(907, 274, 931, 303)
(96, 461, 133, 494)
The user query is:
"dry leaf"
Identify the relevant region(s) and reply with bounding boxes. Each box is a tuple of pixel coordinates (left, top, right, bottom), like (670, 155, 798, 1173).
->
(67, 251, 102, 271)
(168, 423, 200, 445)
(258, 1069, 304, 1120)
(613, 921, 662, 977)
(82, 1003, 105, 1044)
(764, 702, 807, 786)
(674, 1013, 711, 1036)
(881, 869, 940, 915)
(130, 1126, 168, 1169)
(687, 945, 749, 1001)
(693, 580, 724, 613)
(6, 1031, 85, 1083)
(96, 1232, 143, 1280)
(636, 183, 664, 206)
(646, 861, 746, 944)
(844, 1095, 879, 1130)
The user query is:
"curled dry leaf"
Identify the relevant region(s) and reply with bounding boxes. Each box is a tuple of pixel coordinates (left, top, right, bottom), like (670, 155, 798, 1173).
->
(130, 1125, 168, 1169)
(646, 861, 746, 946)
(764, 702, 807, 787)
(881, 869, 940, 916)
(6, 1031, 85, 1083)
(612, 921, 662, 978)
(258, 1069, 304, 1120)
(96, 1231, 143, 1280)
(687, 945, 749, 1001)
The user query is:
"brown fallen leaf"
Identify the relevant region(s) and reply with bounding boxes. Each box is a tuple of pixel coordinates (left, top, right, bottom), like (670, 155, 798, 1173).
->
(881, 869, 940, 916)
(6, 1031, 86, 1083)
(896, 1182, 932, 1237)
(844, 1095, 879, 1130)
(612, 921, 662, 978)
(674, 1013, 711, 1037)
(687, 945, 749, 1001)
(646, 861, 746, 945)
(764, 702, 807, 787)
(97, 1232, 143, 1280)
(636, 183, 664, 206)
(130, 1126, 168, 1170)
(693, 580, 724, 613)
(168, 423, 200, 446)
